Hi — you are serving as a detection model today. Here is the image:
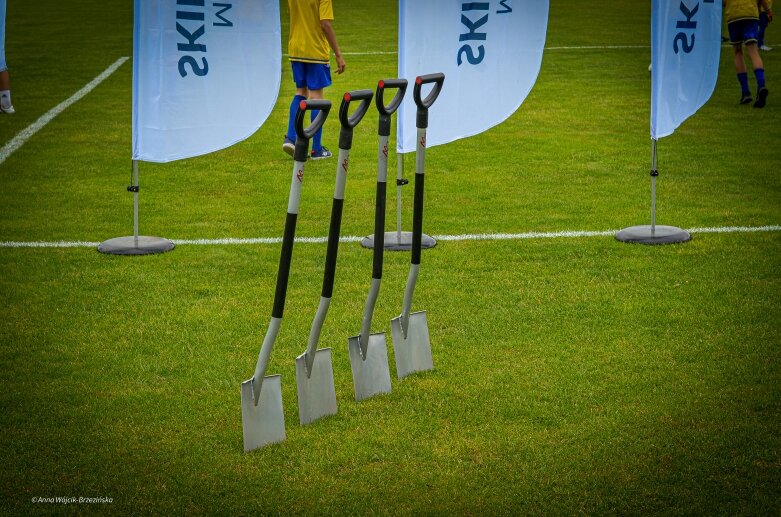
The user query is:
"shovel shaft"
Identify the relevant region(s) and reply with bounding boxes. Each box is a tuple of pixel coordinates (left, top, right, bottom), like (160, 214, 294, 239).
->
(412, 127, 426, 266)
(304, 296, 331, 375)
(252, 316, 282, 400)
(273, 159, 307, 319)
(400, 264, 420, 335)
(372, 134, 389, 279)
(360, 278, 382, 354)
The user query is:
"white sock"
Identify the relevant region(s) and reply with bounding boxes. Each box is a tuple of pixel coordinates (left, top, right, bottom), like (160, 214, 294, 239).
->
(0, 90, 11, 108)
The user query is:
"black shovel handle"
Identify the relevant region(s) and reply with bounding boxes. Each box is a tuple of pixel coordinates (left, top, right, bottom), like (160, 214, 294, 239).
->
(376, 79, 408, 137)
(338, 89, 373, 150)
(376, 79, 408, 116)
(294, 99, 332, 161)
(413, 73, 445, 129)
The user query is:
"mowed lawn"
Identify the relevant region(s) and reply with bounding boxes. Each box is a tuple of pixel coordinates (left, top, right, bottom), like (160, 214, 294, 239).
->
(1, 0, 779, 514)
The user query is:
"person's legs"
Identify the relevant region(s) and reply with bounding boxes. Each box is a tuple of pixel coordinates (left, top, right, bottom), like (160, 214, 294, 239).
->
(746, 42, 769, 107)
(307, 88, 324, 152)
(0, 69, 12, 113)
(303, 63, 331, 157)
(733, 44, 753, 102)
(284, 62, 309, 155)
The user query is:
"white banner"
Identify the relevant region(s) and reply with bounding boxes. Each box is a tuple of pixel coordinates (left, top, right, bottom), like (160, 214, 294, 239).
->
(132, 0, 280, 163)
(651, 0, 721, 139)
(397, 0, 549, 153)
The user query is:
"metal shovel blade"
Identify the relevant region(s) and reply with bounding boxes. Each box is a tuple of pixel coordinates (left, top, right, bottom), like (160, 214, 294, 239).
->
(294, 348, 337, 425)
(390, 310, 433, 379)
(347, 332, 392, 401)
(240, 374, 286, 452)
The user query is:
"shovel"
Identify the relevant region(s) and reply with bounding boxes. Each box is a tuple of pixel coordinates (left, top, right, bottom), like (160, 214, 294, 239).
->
(391, 73, 445, 379)
(295, 90, 374, 425)
(241, 99, 331, 452)
(348, 79, 408, 401)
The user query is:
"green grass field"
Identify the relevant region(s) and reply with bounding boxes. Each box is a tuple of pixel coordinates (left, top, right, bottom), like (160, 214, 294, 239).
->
(2, 0, 780, 514)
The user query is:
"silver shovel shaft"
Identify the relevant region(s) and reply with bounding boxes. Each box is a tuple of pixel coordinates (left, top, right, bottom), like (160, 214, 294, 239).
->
(359, 278, 381, 358)
(399, 264, 419, 339)
(251, 316, 282, 403)
(304, 296, 331, 377)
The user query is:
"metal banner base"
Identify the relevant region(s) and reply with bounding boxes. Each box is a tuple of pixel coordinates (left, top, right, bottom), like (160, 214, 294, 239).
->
(615, 225, 691, 245)
(240, 374, 286, 452)
(360, 231, 436, 251)
(98, 236, 175, 255)
(390, 310, 433, 379)
(347, 332, 392, 401)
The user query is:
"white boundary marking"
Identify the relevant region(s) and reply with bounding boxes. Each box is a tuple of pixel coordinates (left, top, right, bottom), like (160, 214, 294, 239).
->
(286, 45, 652, 58)
(0, 57, 129, 166)
(1, 226, 778, 249)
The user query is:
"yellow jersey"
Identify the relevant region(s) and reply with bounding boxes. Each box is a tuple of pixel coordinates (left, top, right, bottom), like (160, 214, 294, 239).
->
(725, 0, 770, 22)
(287, 0, 334, 64)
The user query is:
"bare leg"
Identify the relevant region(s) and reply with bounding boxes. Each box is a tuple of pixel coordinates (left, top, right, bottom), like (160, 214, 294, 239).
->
(0, 70, 9, 90)
(733, 44, 747, 74)
(745, 42, 764, 71)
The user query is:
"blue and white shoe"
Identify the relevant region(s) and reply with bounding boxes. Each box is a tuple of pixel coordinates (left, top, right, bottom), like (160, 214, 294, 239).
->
(282, 137, 295, 157)
(0, 104, 14, 114)
(310, 146, 332, 160)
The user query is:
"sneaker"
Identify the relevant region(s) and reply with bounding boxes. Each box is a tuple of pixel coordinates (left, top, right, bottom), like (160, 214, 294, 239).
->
(740, 92, 753, 104)
(0, 104, 14, 114)
(282, 137, 295, 157)
(753, 87, 769, 108)
(310, 146, 332, 160)
(760, 44, 773, 51)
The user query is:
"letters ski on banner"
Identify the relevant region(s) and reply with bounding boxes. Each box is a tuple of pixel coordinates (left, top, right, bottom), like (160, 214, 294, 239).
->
(397, 0, 549, 153)
(651, 0, 721, 139)
(133, 0, 281, 163)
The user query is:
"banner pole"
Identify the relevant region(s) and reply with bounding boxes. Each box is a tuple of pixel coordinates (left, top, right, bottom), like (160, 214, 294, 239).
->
(97, 159, 174, 255)
(132, 160, 140, 247)
(396, 153, 404, 245)
(650, 138, 658, 235)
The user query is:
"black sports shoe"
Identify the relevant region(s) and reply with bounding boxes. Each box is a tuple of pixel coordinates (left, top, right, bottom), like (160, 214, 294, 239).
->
(740, 92, 753, 104)
(753, 87, 769, 108)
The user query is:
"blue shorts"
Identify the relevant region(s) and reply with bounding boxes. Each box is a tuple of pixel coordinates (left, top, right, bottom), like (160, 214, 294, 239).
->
(291, 61, 331, 91)
(728, 19, 760, 45)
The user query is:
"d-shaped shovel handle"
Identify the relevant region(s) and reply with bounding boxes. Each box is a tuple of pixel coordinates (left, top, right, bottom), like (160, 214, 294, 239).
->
(376, 79, 408, 137)
(294, 99, 332, 161)
(413, 73, 445, 129)
(338, 89, 373, 150)
(376, 78, 408, 116)
(295, 99, 331, 139)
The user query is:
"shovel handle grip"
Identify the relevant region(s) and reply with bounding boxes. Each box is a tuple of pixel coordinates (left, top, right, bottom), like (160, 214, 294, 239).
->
(295, 99, 331, 139)
(413, 73, 445, 129)
(339, 90, 373, 150)
(376, 79, 408, 117)
(340, 90, 373, 129)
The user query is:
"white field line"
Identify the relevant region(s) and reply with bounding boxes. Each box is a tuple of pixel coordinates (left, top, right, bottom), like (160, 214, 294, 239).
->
(1, 225, 779, 249)
(284, 45, 653, 58)
(0, 57, 129, 166)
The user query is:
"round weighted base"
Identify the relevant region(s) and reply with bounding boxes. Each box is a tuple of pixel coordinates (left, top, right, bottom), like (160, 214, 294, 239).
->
(98, 236, 175, 255)
(360, 231, 437, 251)
(615, 225, 691, 245)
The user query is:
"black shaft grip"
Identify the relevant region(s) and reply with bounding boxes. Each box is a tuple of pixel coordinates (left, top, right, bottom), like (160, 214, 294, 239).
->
(295, 99, 332, 140)
(339, 90, 373, 150)
(272, 212, 298, 319)
(321, 199, 344, 299)
(411, 173, 425, 266)
(413, 73, 445, 129)
(372, 181, 387, 280)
